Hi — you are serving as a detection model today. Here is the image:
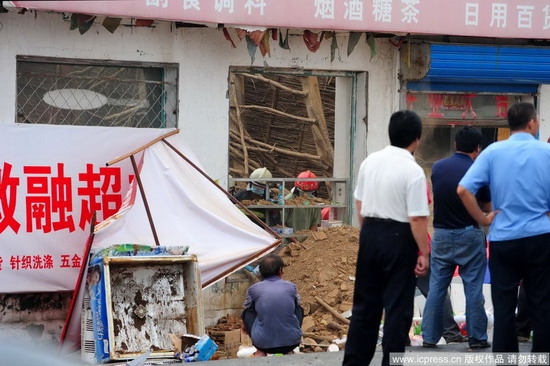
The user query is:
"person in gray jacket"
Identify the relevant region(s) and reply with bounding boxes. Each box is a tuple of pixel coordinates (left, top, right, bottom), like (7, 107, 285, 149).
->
(241, 253, 303, 356)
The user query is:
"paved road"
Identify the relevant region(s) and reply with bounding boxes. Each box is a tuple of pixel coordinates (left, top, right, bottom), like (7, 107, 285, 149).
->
(205, 342, 535, 366)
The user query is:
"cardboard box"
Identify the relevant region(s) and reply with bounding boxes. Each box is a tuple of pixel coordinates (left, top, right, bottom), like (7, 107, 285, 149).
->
(223, 330, 241, 358)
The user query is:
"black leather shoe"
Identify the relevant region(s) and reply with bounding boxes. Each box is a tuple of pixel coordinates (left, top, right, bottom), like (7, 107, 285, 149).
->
(422, 342, 437, 348)
(469, 340, 491, 349)
(445, 334, 468, 343)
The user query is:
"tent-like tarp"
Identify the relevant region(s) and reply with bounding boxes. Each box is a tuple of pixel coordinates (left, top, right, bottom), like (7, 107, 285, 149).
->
(61, 132, 280, 351)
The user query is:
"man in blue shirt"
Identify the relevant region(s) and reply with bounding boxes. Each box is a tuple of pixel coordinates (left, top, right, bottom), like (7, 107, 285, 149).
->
(422, 126, 491, 350)
(241, 254, 303, 356)
(458, 102, 550, 353)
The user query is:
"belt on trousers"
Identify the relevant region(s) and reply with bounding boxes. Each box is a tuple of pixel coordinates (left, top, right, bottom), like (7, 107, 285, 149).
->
(436, 224, 479, 230)
(363, 217, 403, 224)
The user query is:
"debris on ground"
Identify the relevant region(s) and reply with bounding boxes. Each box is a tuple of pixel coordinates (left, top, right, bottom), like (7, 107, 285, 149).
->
(279, 225, 359, 349)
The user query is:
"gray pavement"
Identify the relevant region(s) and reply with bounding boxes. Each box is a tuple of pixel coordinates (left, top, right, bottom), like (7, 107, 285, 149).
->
(205, 342, 536, 366)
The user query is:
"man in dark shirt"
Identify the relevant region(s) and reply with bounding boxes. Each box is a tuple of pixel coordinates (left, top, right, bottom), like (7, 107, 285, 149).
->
(422, 126, 491, 349)
(241, 254, 303, 356)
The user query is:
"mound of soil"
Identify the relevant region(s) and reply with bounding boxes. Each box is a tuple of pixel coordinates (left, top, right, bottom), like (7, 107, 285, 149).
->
(279, 225, 359, 340)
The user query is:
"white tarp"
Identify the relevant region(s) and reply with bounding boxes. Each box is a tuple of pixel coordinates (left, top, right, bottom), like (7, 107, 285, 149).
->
(92, 136, 279, 286)
(60, 131, 278, 353)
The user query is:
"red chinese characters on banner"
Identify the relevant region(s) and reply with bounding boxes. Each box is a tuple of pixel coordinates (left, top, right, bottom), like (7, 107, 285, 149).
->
(0, 162, 126, 234)
(78, 164, 122, 230)
(496, 96, 508, 118)
(25, 165, 54, 233)
(0, 163, 21, 234)
(5, 254, 81, 270)
(25, 163, 78, 233)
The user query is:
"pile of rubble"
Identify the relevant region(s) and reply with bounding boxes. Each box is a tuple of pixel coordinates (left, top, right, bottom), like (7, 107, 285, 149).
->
(279, 225, 359, 348)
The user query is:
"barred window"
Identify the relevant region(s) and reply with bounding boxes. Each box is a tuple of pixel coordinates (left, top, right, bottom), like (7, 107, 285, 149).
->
(16, 57, 178, 128)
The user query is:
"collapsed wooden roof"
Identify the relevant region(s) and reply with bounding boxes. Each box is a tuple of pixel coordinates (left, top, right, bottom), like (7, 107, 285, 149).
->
(229, 72, 336, 181)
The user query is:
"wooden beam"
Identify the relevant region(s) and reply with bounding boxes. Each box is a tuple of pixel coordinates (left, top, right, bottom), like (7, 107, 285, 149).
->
(106, 129, 179, 166)
(229, 73, 250, 175)
(240, 105, 316, 124)
(265, 79, 280, 143)
(302, 332, 337, 342)
(315, 296, 350, 325)
(229, 144, 261, 170)
(301, 76, 334, 173)
(229, 128, 326, 163)
(239, 72, 308, 96)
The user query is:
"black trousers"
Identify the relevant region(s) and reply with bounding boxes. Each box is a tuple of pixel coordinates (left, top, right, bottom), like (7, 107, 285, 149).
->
(489, 233, 550, 352)
(416, 270, 461, 340)
(515, 282, 531, 338)
(343, 219, 418, 366)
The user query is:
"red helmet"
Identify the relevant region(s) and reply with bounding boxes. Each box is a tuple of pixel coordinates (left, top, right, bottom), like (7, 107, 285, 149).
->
(295, 170, 319, 191)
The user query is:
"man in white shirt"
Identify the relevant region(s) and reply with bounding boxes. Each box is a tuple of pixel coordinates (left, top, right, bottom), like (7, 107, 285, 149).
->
(343, 110, 430, 366)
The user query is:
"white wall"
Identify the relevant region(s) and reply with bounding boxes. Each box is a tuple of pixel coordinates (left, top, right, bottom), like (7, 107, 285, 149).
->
(539, 85, 550, 142)
(0, 10, 400, 187)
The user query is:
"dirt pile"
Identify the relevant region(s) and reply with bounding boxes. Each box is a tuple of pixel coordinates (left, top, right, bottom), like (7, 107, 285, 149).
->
(207, 314, 242, 332)
(279, 225, 359, 341)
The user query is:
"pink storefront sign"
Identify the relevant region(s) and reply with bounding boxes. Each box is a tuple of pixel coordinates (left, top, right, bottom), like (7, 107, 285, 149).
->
(12, 0, 550, 39)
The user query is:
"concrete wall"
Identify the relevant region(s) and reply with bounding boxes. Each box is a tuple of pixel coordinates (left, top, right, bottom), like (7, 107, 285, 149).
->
(0, 293, 71, 345)
(0, 9, 400, 343)
(0, 10, 400, 185)
(539, 85, 550, 142)
(202, 273, 252, 328)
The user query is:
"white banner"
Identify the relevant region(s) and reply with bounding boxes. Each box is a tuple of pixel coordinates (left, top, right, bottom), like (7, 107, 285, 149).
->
(0, 124, 177, 293)
(0, 123, 278, 294)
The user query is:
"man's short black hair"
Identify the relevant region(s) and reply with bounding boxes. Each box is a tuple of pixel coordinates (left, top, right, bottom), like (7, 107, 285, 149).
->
(455, 126, 484, 153)
(259, 253, 284, 279)
(388, 110, 422, 148)
(507, 102, 537, 131)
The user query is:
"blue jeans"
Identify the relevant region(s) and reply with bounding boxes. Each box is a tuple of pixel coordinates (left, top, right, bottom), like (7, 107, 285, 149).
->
(422, 226, 488, 345)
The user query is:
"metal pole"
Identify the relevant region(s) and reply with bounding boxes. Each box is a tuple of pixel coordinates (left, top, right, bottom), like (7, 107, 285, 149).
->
(130, 155, 161, 247)
(59, 212, 96, 347)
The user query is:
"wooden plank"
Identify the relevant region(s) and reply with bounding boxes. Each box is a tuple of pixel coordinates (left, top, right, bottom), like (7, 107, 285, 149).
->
(302, 332, 337, 342)
(314, 296, 350, 325)
(229, 73, 250, 175)
(300, 77, 334, 173)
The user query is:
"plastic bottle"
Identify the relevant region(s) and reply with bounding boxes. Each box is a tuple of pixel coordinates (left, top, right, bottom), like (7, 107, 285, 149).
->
(277, 183, 284, 205)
